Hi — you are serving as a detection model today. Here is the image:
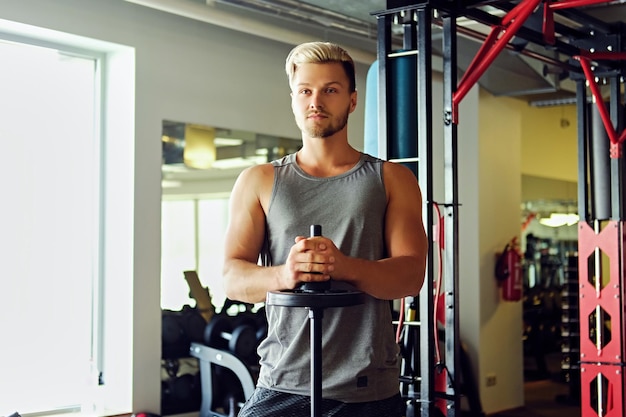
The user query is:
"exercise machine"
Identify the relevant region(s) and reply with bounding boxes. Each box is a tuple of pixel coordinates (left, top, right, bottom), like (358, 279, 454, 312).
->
(373, 1, 625, 416)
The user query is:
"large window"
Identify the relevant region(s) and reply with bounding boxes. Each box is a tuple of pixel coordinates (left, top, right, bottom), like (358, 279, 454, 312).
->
(0, 38, 101, 414)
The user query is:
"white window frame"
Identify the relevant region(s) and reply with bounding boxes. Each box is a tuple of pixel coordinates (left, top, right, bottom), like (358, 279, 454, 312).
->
(0, 18, 136, 415)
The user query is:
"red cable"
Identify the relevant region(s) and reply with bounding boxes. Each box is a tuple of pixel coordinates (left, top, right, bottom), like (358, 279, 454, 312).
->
(433, 203, 444, 364)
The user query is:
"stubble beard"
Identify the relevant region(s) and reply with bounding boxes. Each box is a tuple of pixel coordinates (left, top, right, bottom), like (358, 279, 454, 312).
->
(298, 107, 350, 139)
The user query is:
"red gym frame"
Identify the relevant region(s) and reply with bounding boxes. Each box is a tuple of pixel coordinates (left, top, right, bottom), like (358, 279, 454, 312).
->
(578, 221, 626, 417)
(575, 35, 626, 415)
(375, 0, 625, 416)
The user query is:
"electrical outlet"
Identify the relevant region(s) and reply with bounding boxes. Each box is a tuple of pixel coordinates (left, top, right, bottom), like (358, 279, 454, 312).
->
(486, 373, 497, 387)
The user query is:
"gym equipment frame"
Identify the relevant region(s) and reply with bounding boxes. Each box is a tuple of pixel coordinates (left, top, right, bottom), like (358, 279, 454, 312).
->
(190, 343, 256, 417)
(374, 1, 625, 416)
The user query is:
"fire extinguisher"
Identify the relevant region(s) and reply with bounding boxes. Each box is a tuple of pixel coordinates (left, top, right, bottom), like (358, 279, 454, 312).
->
(495, 237, 523, 301)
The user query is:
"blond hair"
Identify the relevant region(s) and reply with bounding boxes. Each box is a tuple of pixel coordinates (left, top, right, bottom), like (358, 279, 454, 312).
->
(285, 42, 356, 92)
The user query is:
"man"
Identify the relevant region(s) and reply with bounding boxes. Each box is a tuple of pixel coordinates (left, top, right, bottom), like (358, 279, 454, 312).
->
(223, 41, 428, 416)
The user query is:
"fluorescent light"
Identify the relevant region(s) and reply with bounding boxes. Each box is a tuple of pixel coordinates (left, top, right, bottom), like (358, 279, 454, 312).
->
(539, 213, 579, 227)
(214, 137, 244, 146)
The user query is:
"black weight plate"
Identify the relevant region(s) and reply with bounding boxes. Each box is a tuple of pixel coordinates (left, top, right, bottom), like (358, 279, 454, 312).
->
(203, 315, 232, 346)
(229, 324, 257, 357)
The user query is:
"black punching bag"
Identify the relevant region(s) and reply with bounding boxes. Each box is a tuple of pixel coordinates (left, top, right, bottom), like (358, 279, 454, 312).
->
(389, 51, 418, 176)
(590, 102, 612, 221)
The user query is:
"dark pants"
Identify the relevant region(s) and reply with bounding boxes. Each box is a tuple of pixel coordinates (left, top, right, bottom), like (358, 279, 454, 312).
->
(237, 387, 404, 417)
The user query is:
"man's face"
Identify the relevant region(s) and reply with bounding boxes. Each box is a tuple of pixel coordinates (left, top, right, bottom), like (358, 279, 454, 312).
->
(290, 62, 357, 139)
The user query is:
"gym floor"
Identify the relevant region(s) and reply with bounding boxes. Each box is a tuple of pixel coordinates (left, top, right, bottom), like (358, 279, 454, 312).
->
(492, 378, 580, 417)
(492, 353, 581, 417)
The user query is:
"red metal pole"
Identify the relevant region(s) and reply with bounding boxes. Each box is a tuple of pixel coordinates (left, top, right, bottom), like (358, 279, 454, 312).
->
(574, 55, 626, 157)
(456, 28, 501, 91)
(542, 1, 555, 45)
(548, 0, 613, 11)
(452, 0, 622, 125)
(502, 0, 540, 26)
(452, 0, 541, 123)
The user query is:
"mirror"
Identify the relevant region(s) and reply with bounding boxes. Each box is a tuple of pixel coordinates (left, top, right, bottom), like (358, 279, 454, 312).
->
(162, 120, 302, 197)
(160, 120, 302, 311)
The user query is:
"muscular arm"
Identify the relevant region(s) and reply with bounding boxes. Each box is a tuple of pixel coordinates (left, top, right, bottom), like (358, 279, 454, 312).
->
(222, 164, 333, 303)
(321, 162, 428, 299)
(222, 164, 276, 303)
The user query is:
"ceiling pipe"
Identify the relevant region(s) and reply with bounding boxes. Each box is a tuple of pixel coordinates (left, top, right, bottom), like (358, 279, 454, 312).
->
(123, 0, 377, 64)
(216, 0, 377, 38)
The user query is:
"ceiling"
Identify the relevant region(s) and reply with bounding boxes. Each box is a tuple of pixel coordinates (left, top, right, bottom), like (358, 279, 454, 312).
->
(127, 0, 626, 106)
(182, 0, 626, 105)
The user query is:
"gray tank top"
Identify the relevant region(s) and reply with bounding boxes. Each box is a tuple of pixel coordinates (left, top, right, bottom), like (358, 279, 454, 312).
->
(256, 152, 401, 403)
